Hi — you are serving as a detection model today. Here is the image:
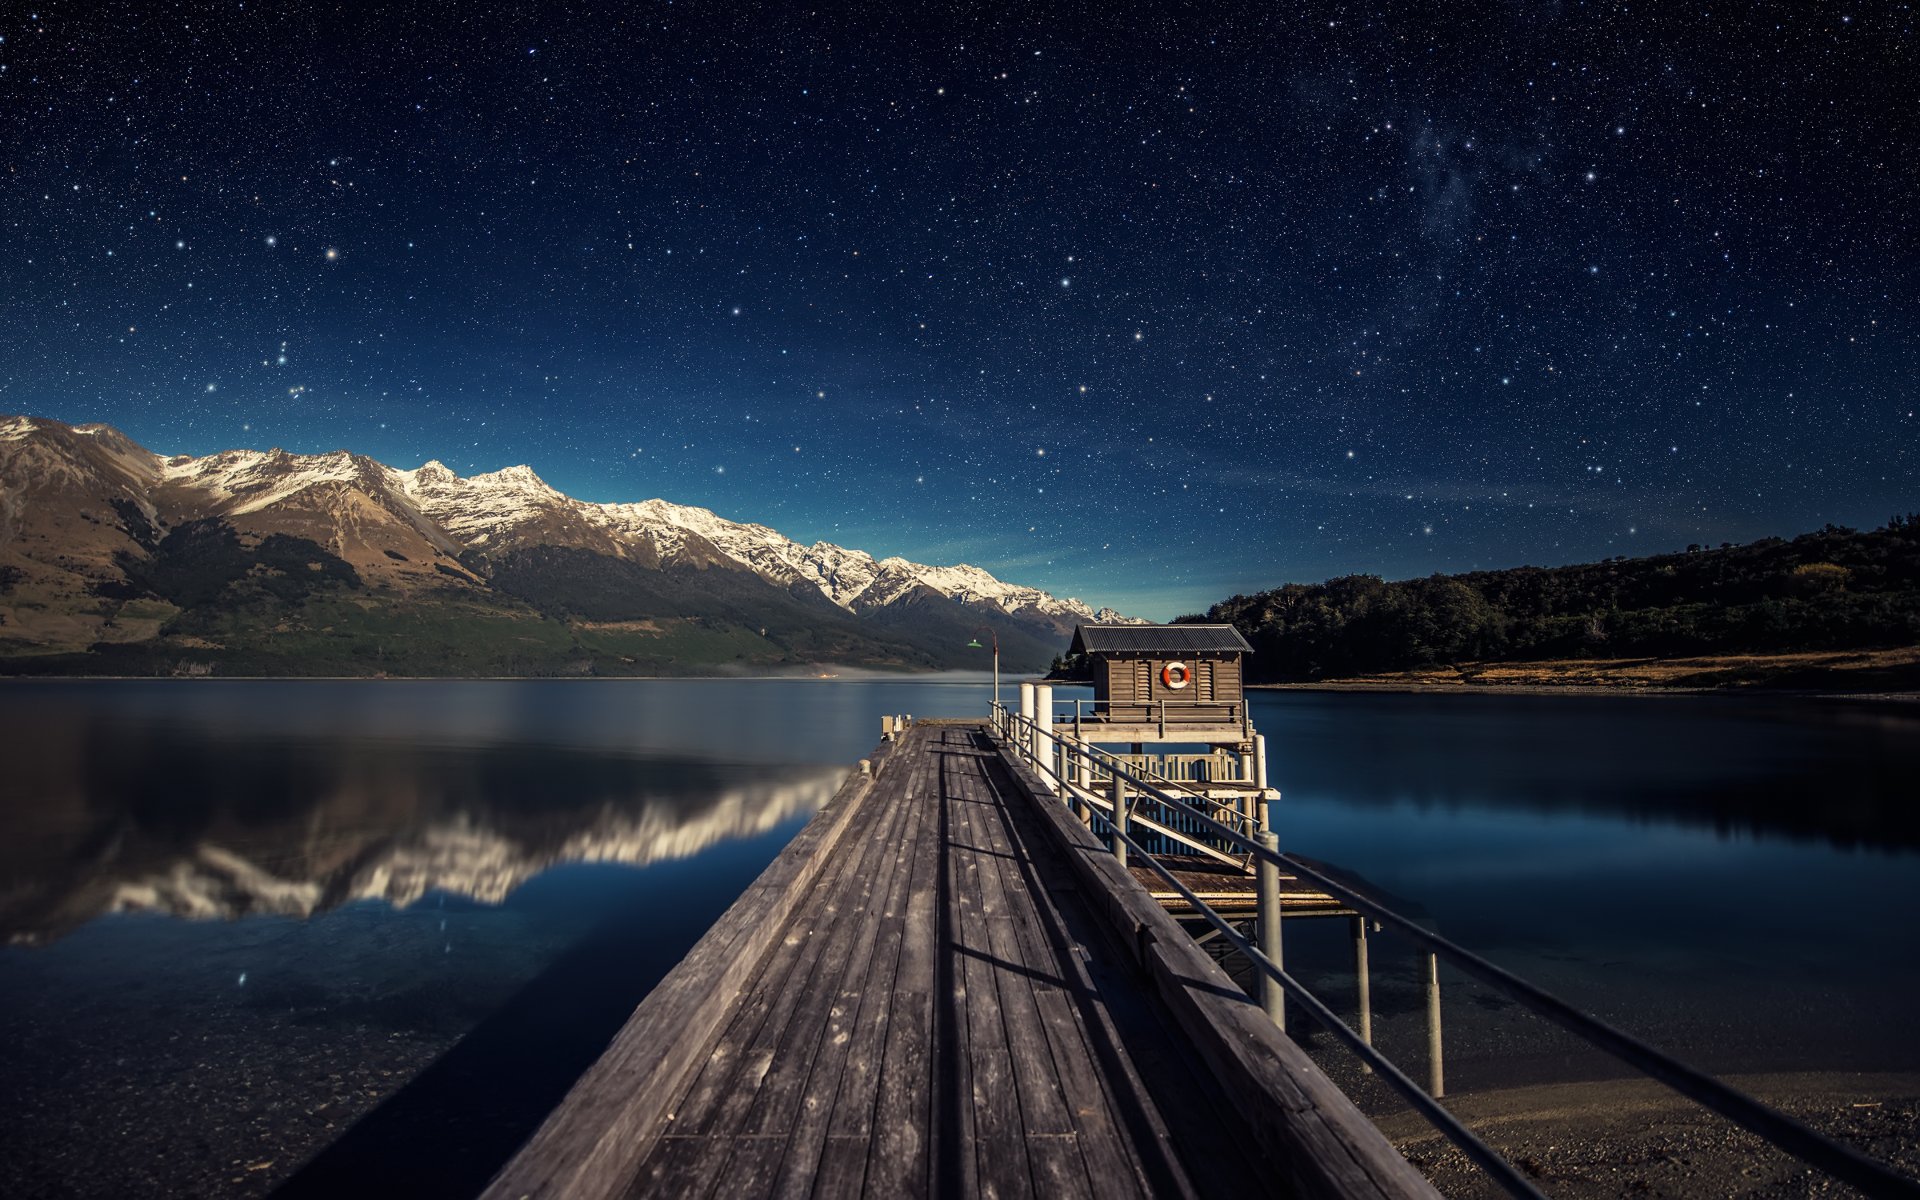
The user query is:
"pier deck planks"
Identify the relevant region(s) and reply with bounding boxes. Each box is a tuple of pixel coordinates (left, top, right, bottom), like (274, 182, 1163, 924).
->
(624, 724, 1259, 1199)
(489, 722, 1435, 1200)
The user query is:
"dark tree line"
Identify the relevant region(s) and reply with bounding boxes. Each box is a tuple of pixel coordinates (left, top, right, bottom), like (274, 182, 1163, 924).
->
(1191, 517, 1920, 682)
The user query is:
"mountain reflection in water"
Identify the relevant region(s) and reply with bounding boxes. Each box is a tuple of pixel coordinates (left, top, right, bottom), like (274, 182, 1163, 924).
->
(1, 723, 841, 944)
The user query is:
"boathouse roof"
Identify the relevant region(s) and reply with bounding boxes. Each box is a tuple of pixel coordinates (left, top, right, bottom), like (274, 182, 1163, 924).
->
(1069, 623, 1253, 656)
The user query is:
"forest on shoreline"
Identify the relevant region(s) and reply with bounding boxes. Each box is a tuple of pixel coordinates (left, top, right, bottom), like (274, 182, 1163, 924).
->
(1189, 517, 1920, 684)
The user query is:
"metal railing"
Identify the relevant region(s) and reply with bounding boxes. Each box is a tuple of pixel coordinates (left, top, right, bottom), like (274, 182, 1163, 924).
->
(989, 701, 1920, 1200)
(1018, 718, 1261, 869)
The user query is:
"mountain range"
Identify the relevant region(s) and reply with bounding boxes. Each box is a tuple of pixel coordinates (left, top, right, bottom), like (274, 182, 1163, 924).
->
(0, 415, 1135, 675)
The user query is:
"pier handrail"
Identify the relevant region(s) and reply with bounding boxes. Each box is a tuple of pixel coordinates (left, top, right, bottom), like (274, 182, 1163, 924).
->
(1073, 739, 1256, 829)
(991, 703, 1920, 1200)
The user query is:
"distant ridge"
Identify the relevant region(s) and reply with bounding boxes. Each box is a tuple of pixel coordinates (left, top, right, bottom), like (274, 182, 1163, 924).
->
(0, 414, 1139, 675)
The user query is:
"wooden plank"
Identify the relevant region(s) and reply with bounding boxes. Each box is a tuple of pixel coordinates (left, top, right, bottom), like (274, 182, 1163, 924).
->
(821, 734, 931, 1145)
(741, 758, 915, 1136)
(673, 746, 919, 1196)
(965, 770, 1081, 1140)
(808, 1136, 869, 1199)
(863, 736, 943, 1196)
(1025, 1138, 1091, 1198)
(958, 739, 1105, 1200)
(979, 747, 1195, 1200)
(629, 1137, 712, 1200)
(758, 737, 925, 1194)
(948, 741, 1059, 1198)
(718, 1136, 787, 1199)
(648, 725, 933, 1190)
(481, 753, 885, 1200)
(658, 765, 897, 1135)
(635, 793, 897, 1198)
(945, 736, 1031, 1199)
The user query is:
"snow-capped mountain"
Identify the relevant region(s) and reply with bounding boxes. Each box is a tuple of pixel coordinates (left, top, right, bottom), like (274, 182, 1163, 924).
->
(0, 415, 1137, 674)
(386, 459, 1132, 628)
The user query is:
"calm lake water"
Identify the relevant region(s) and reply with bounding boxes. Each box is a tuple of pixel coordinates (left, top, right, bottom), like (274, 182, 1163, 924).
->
(0, 678, 1916, 1197)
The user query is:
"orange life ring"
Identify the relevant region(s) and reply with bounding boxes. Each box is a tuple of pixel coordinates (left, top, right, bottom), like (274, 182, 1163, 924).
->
(1160, 661, 1191, 690)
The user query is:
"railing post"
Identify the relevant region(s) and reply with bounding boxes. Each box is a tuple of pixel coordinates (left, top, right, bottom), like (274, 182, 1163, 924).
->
(1018, 683, 1036, 762)
(1426, 952, 1445, 1097)
(1034, 684, 1054, 785)
(1110, 773, 1128, 869)
(1072, 753, 1091, 825)
(1353, 916, 1373, 1071)
(1256, 795, 1284, 1032)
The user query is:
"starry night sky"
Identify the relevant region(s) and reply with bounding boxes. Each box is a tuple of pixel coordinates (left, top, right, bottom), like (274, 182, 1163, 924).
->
(3, 2, 1914, 617)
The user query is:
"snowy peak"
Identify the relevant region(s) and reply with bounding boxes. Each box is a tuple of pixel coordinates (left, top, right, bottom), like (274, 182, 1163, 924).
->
(394, 458, 578, 547)
(468, 463, 558, 495)
(158, 445, 393, 516)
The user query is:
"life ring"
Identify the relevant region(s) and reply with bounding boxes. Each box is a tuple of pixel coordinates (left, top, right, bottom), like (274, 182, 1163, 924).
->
(1160, 661, 1192, 690)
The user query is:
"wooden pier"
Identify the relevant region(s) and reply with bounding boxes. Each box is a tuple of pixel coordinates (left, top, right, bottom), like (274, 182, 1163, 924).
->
(483, 722, 1435, 1200)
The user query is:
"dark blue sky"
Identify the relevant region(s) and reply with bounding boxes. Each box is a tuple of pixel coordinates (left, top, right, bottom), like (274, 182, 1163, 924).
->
(4, 1, 1914, 617)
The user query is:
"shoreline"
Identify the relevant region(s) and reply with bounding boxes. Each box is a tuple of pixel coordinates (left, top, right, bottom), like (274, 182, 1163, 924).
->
(1254, 679, 1711, 696)
(0, 673, 990, 684)
(1248, 645, 1920, 703)
(1373, 1071, 1920, 1197)
(1253, 679, 1920, 705)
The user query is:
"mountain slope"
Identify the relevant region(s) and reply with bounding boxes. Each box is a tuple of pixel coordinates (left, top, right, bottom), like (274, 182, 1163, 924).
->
(0, 415, 1135, 675)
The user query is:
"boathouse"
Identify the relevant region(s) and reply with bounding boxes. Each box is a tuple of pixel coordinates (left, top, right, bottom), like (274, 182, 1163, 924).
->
(1067, 623, 1253, 740)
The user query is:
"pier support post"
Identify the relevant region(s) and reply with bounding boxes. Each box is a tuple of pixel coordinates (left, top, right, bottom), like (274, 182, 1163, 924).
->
(1034, 684, 1055, 788)
(1110, 774, 1128, 869)
(1353, 916, 1372, 1070)
(1256, 794, 1284, 1032)
(1425, 952, 1445, 1097)
(1253, 734, 1270, 792)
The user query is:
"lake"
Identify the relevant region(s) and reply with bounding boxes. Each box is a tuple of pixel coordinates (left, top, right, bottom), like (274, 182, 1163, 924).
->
(0, 678, 1916, 1197)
